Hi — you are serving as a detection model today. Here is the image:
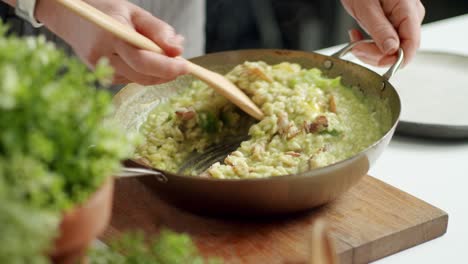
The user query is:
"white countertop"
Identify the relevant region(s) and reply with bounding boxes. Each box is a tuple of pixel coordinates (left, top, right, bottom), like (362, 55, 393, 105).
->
(319, 14, 468, 263)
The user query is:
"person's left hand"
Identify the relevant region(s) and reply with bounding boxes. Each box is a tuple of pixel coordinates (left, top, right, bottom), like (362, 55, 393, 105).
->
(341, 0, 425, 66)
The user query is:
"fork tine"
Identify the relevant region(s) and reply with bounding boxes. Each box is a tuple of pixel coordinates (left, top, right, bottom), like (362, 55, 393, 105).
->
(191, 141, 241, 173)
(178, 136, 248, 174)
(179, 139, 237, 171)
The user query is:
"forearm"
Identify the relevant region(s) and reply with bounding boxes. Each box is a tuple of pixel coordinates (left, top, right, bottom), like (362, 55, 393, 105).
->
(2, 0, 187, 85)
(2, 0, 64, 33)
(1, 0, 101, 48)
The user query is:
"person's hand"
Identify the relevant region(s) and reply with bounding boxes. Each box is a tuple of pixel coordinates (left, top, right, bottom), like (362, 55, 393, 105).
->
(341, 0, 425, 66)
(36, 0, 189, 85)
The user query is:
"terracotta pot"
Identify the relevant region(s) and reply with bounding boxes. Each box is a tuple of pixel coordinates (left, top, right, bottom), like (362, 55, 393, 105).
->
(50, 178, 114, 264)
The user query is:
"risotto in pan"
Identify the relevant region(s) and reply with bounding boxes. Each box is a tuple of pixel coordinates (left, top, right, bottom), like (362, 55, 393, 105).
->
(135, 61, 392, 179)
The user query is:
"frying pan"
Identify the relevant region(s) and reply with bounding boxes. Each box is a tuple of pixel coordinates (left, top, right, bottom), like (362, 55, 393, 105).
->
(113, 40, 403, 215)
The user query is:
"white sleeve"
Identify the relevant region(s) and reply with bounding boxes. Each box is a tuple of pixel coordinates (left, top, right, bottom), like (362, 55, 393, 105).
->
(128, 0, 206, 58)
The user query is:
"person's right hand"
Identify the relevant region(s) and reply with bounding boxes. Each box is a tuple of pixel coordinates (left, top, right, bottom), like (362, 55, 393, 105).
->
(341, 0, 425, 67)
(36, 0, 189, 85)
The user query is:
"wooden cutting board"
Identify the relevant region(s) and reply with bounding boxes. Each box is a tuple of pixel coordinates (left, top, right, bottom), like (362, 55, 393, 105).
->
(101, 176, 448, 264)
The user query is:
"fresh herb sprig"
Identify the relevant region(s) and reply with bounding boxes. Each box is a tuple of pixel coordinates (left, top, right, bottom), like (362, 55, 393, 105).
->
(0, 23, 134, 262)
(89, 230, 222, 264)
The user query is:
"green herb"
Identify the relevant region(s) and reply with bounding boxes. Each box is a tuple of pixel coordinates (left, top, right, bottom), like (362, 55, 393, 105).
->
(301, 69, 342, 92)
(219, 111, 230, 125)
(0, 23, 134, 262)
(88, 230, 222, 264)
(199, 112, 219, 133)
(319, 129, 341, 136)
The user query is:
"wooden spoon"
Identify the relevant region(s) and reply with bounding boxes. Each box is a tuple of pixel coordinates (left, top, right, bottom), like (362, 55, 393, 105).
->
(54, 0, 264, 120)
(308, 219, 338, 264)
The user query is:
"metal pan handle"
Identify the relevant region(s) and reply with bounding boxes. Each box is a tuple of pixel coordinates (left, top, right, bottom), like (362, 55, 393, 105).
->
(331, 39, 404, 81)
(116, 167, 168, 183)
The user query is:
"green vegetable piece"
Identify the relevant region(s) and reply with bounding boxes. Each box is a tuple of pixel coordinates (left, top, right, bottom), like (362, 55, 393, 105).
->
(199, 112, 218, 133)
(320, 129, 341, 136)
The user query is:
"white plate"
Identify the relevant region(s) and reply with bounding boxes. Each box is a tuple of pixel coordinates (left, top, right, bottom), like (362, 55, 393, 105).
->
(340, 51, 468, 138)
(389, 51, 468, 138)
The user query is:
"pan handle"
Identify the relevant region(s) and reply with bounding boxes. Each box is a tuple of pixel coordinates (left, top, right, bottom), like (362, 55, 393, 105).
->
(116, 167, 168, 183)
(331, 39, 404, 81)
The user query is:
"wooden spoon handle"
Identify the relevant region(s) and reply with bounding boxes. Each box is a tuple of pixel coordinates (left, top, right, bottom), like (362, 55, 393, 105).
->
(308, 219, 338, 264)
(55, 0, 164, 54)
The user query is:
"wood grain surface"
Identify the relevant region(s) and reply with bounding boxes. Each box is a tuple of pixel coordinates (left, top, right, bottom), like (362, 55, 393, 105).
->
(101, 176, 448, 264)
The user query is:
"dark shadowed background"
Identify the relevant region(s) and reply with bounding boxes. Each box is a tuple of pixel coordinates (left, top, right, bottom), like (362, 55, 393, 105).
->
(1, 0, 467, 53)
(204, 0, 468, 52)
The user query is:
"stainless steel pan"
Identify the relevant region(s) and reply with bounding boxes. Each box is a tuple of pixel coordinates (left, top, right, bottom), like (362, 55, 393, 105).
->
(113, 40, 403, 215)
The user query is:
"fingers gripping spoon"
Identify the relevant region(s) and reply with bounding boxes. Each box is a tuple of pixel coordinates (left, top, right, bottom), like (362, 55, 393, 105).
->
(54, 0, 264, 120)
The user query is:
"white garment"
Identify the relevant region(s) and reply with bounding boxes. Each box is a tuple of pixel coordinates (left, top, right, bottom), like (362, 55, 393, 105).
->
(128, 0, 206, 58)
(18, 0, 205, 58)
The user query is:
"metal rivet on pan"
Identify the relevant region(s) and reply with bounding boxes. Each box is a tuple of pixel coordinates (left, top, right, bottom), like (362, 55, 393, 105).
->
(323, 60, 333, 69)
(156, 174, 168, 183)
(381, 82, 386, 91)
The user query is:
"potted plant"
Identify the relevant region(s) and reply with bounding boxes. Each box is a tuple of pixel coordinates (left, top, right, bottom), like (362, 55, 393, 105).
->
(0, 23, 134, 263)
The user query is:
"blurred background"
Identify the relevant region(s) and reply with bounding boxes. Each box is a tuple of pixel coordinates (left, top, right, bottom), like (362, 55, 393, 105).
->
(204, 0, 468, 53)
(1, 0, 468, 53)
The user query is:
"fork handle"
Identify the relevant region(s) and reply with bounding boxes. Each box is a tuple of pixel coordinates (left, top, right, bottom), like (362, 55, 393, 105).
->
(117, 167, 168, 183)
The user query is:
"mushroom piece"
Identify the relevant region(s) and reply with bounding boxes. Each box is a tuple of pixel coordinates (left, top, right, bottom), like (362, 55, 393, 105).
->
(286, 151, 301, 157)
(277, 112, 290, 135)
(248, 67, 273, 82)
(306, 115, 329, 133)
(286, 125, 301, 139)
(175, 107, 196, 121)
